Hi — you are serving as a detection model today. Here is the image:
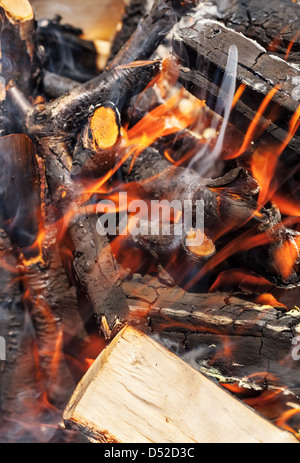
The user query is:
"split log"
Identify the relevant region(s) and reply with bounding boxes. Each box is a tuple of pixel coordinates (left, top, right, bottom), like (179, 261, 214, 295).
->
(107, 0, 200, 71)
(0, 0, 42, 97)
(124, 275, 300, 393)
(173, 20, 300, 157)
(63, 325, 298, 443)
(213, 0, 300, 63)
(36, 17, 99, 83)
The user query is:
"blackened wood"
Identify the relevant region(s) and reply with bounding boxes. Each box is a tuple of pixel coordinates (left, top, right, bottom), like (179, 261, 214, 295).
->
(214, 0, 300, 63)
(20, 237, 78, 407)
(41, 137, 129, 333)
(124, 274, 300, 392)
(27, 60, 161, 138)
(108, 0, 150, 64)
(42, 71, 79, 99)
(123, 147, 265, 243)
(107, 0, 199, 70)
(70, 62, 160, 178)
(173, 20, 300, 155)
(0, 0, 42, 97)
(0, 229, 25, 418)
(122, 148, 300, 286)
(37, 17, 99, 83)
(0, 134, 41, 253)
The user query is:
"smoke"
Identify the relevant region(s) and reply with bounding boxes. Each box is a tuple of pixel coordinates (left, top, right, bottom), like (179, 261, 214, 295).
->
(188, 44, 238, 177)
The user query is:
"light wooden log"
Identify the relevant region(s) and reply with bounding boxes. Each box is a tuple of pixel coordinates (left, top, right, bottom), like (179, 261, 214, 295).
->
(63, 326, 298, 443)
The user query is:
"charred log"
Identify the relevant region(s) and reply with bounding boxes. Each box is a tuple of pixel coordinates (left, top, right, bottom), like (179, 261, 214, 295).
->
(25, 60, 161, 139)
(121, 148, 300, 286)
(214, 0, 300, 64)
(108, 0, 150, 65)
(41, 137, 129, 334)
(42, 71, 79, 99)
(70, 62, 160, 179)
(0, 0, 42, 97)
(37, 16, 99, 83)
(124, 274, 300, 393)
(107, 0, 200, 70)
(0, 134, 41, 254)
(173, 20, 300, 157)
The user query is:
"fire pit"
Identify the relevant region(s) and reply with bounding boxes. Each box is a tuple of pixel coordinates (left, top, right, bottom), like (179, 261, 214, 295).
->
(0, 0, 300, 443)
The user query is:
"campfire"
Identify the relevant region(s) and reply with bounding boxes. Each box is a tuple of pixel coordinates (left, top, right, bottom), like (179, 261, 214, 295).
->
(0, 0, 300, 443)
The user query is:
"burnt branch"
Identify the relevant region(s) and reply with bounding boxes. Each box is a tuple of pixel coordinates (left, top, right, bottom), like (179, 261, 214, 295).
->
(122, 148, 300, 286)
(107, 0, 200, 70)
(41, 138, 129, 334)
(0, 0, 42, 97)
(108, 0, 150, 64)
(37, 16, 99, 83)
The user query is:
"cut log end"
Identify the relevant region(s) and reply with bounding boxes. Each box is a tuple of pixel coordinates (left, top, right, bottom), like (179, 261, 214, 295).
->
(1, 0, 34, 22)
(90, 105, 120, 151)
(184, 229, 216, 260)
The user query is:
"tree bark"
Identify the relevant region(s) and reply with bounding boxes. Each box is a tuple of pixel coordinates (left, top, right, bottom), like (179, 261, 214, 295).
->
(0, 0, 42, 97)
(214, 0, 300, 64)
(173, 20, 300, 156)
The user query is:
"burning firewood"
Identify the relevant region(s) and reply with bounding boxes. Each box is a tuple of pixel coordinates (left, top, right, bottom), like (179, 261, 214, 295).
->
(173, 19, 300, 157)
(38, 138, 130, 335)
(213, 0, 300, 63)
(124, 274, 300, 392)
(63, 325, 298, 443)
(107, 0, 200, 71)
(36, 16, 99, 83)
(108, 0, 150, 65)
(1, 0, 300, 443)
(4, 10, 162, 333)
(71, 0, 200, 179)
(0, 134, 79, 403)
(121, 147, 300, 286)
(42, 71, 80, 99)
(0, 0, 42, 98)
(70, 62, 160, 179)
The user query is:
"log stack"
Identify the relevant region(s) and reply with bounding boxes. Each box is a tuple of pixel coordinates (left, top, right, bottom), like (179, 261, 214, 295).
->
(0, 0, 300, 443)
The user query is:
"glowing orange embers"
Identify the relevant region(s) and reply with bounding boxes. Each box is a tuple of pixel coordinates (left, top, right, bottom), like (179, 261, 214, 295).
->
(90, 105, 120, 151)
(122, 87, 205, 172)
